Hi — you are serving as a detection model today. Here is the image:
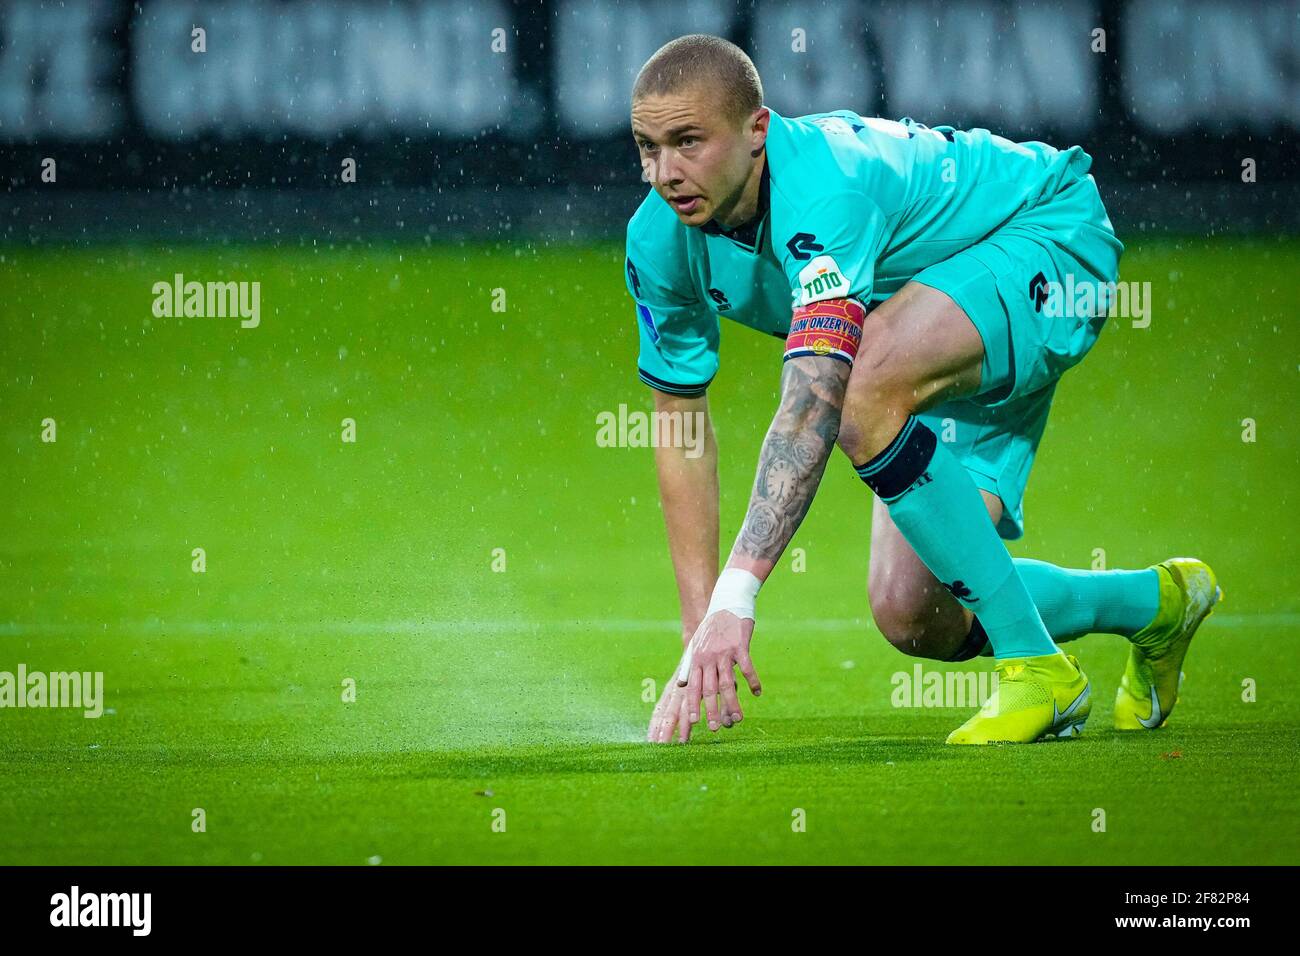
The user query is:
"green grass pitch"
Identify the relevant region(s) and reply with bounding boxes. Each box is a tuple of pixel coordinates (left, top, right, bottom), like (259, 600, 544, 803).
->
(1, 237, 1297, 865)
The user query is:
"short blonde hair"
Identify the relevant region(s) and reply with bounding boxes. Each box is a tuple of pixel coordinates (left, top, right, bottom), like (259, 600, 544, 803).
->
(632, 34, 763, 129)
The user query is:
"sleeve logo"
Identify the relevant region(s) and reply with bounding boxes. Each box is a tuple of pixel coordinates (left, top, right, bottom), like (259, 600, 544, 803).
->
(797, 255, 849, 306)
(785, 232, 824, 261)
(636, 302, 661, 344)
(626, 257, 642, 298)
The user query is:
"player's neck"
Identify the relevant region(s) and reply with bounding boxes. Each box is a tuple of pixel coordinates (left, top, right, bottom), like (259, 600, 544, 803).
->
(714, 152, 766, 231)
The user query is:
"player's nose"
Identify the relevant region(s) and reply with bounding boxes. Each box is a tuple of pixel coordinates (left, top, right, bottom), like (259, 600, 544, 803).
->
(655, 150, 683, 187)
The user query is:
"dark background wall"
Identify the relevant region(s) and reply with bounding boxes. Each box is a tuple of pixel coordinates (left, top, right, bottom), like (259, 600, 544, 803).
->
(3, 0, 1297, 241)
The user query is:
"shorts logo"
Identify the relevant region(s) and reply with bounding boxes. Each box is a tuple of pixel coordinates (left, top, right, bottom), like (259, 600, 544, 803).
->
(1029, 271, 1049, 312)
(798, 255, 848, 305)
(707, 287, 732, 312)
(786, 232, 824, 261)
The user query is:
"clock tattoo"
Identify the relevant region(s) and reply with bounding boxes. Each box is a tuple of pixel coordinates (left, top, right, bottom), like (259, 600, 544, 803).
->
(736, 358, 851, 562)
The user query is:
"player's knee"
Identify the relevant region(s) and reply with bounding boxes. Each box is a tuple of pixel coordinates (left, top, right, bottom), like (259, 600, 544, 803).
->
(837, 371, 919, 463)
(837, 327, 924, 461)
(869, 590, 962, 660)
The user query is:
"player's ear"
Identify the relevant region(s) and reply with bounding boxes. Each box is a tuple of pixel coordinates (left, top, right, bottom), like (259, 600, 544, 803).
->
(748, 107, 770, 156)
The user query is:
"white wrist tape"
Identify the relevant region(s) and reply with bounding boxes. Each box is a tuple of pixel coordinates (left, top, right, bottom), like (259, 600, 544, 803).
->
(676, 569, 763, 685)
(704, 568, 763, 622)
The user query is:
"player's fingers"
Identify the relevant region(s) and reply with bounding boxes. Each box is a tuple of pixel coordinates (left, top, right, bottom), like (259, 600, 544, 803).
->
(675, 689, 693, 744)
(736, 648, 762, 697)
(685, 665, 703, 728)
(647, 685, 668, 741)
(647, 681, 670, 741)
(720, 665, 743, 725)
(713, 663, 734, 728)
(650, 706, 670, 743)
(655, 702, 677, 744)
(703, 664, 720, 731)
(662, 683, 688, 743)
(650, 680, 680, 743)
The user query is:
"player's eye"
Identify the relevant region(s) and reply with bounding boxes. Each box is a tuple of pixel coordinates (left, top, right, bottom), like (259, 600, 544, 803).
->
(679, 137, 697, 147)
(638, 140, 657, 152)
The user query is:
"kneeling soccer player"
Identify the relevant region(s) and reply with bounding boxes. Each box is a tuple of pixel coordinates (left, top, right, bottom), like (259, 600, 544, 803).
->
(624, 35, 1221, 745)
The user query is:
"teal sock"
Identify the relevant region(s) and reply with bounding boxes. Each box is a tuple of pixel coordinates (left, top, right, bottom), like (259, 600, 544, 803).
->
(854, 416, 1058, 660)
(1013, 560, 1160, 640)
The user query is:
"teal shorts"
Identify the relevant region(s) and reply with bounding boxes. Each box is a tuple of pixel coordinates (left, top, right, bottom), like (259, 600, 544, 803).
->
(912, 173, 1123, 540)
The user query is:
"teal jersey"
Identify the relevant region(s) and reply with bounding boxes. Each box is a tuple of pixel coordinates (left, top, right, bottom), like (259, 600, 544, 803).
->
(624, 107, 1099, 396)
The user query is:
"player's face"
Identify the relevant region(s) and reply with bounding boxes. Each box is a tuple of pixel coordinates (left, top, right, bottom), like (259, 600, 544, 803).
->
(632, 90, 760, 227)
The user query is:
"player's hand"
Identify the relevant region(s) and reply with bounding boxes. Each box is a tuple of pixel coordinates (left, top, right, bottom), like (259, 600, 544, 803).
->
(644, 617, 719, 743)
(647, 610, 761, 743)
(647, 664, 694, 744)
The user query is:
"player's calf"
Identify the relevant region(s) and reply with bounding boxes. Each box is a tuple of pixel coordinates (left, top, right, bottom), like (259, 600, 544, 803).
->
(865, 485, 1008, 661)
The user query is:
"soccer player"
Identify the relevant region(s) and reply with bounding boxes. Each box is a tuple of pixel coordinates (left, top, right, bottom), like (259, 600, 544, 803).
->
(625, 35, 1222, 745)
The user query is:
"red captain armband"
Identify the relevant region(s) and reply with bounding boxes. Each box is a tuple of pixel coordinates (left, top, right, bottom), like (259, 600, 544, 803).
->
(782, 297, 867, 366)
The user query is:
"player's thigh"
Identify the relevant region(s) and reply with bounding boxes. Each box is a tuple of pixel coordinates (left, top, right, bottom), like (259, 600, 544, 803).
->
(841, 283, 991, 460)
(853, 281, 988, 413)
(868, 488, 1004, 651)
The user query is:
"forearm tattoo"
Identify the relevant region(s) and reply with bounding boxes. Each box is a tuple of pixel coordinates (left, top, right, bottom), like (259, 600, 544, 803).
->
(736, 358, 851, 562)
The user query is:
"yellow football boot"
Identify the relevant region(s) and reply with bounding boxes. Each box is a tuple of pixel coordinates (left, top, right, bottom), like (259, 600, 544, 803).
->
(1114, 558, 1221, 730)
(946, 651, 1091, 745)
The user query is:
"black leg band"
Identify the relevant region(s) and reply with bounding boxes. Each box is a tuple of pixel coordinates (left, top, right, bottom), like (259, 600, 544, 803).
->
(853, 416, 937, 501)
(946, 617, 990, 662)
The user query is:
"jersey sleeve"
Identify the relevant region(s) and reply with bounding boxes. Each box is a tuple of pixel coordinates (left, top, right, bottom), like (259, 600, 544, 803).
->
(624, 239, 719, 397)
(780, 188, 889, 309)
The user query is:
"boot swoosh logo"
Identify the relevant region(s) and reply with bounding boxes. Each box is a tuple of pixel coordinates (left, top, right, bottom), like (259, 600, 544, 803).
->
(1138, 685, 1163, 728)
(1053, 683, 1090, 725)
